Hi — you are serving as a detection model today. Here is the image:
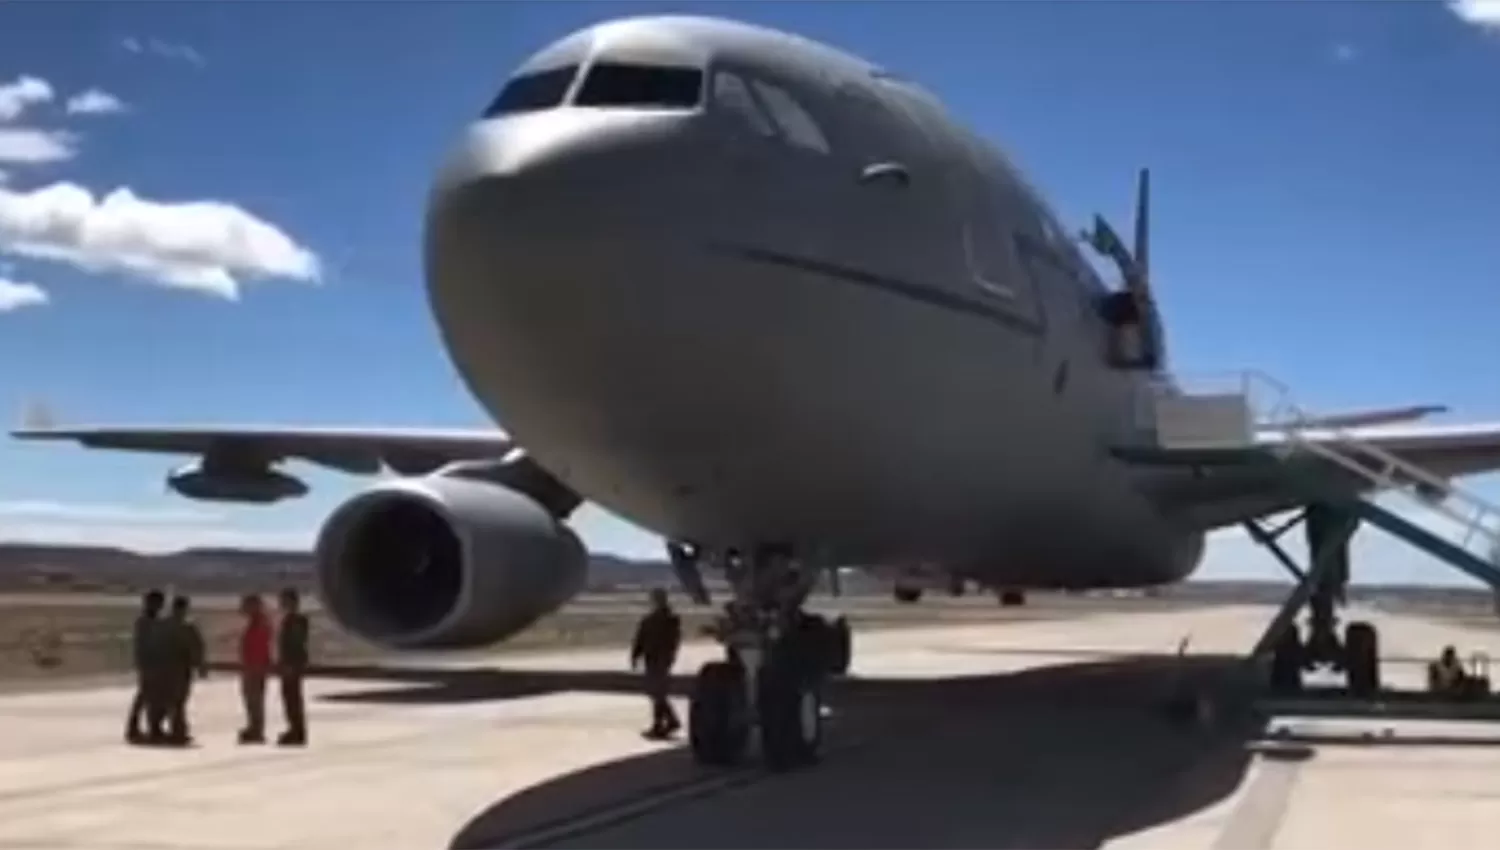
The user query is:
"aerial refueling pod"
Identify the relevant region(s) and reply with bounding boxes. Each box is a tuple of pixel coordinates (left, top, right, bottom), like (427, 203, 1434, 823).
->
(167, 461, 309, 503)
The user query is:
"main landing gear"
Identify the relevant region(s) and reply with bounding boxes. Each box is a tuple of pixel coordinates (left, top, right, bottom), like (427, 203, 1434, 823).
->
(1247, 503, 1381, 698)
(682, 544, 851, 771)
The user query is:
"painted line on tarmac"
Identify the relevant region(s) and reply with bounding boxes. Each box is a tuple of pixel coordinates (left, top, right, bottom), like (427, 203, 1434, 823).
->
(1211, 744, 1308, 850)
(499, 721, 884, 849)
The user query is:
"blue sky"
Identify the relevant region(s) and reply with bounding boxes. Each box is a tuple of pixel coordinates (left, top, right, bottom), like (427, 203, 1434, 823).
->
(1, 1, 1499, 587)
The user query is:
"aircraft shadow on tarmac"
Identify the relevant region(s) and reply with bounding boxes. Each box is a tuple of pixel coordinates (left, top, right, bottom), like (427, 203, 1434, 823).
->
(269, 654, 1273, 849)
(285, 646, 1163, 707)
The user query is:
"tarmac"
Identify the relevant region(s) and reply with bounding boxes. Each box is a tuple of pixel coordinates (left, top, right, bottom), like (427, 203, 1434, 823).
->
(4, 603, 1500, 849)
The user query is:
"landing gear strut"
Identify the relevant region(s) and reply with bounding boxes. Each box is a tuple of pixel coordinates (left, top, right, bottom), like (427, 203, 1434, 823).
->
(687, 545, 845, 770)
(1249, 503, 1381, 697)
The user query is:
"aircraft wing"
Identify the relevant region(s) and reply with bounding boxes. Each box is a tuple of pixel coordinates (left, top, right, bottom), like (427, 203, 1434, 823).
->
(1122, 421, 1500, 530)
(9, 424, 513, 476)
(1257, 405, 1447, 431)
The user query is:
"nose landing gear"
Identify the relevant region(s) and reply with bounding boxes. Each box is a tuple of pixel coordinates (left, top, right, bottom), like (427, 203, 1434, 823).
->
(685, 545, 847, 771)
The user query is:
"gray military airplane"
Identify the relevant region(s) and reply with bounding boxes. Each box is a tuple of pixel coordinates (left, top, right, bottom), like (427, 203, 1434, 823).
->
(17, 15, 1500, 770)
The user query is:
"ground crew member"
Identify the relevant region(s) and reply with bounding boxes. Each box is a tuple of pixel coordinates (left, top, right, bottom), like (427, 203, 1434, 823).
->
(237, 594, 273, 744)
(630, 588, 682, 739)
(1431, 645, 1467, 696)
(162, 595, 207, 745)
(276, 587, 309, 746)
(125, 589, 166, 745)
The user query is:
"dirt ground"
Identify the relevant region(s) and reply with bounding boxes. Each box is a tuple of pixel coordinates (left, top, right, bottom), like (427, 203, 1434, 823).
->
(0, 596, 706, 688)
(0, 590, 1111, 690)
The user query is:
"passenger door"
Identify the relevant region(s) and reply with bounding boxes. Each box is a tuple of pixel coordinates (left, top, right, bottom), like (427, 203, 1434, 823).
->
(959, 147, 1049, 346)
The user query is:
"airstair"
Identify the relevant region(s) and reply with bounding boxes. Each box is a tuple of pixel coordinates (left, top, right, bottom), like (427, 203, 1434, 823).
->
(1131, 371, 1500, 720)
(1143, 369, 1500, 593)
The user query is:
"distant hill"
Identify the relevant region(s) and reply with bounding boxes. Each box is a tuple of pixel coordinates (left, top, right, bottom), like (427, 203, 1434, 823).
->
(1, 541, 1495, 611)
(0, 541, 675, 595)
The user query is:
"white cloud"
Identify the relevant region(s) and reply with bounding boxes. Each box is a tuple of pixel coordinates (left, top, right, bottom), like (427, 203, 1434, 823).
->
(0, 182, 321, 299)
(65, 89, 126, 116)
(0, 277, 46, 311)
(1449, 0, 1500, 31)
(1331, 42, 1359, 63)
(0, 76, 53, 122)
(120, 36, 205, 67)
(0, 128, 77, 165)
(0, 500, 222, 525)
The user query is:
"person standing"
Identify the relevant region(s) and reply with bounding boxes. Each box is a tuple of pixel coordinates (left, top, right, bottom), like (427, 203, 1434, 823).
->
(237, 594, 273, 744)
(276, 587, 309, 746)
(163, 596, 207, 746)
(125, 589, 167, 745)
(630, 588, 682, 739)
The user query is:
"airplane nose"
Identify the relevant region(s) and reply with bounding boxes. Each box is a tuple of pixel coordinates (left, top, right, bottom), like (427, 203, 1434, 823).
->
(428, 110, 700, 223)
(423, 108, 714, 450)
(432, 112, 629, 197)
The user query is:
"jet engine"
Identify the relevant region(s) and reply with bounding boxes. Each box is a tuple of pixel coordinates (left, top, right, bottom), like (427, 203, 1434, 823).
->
(313, 475, 587, 650)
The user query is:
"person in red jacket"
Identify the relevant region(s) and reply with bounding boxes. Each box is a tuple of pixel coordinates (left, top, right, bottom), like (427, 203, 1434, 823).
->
(237, 594, 274, 744)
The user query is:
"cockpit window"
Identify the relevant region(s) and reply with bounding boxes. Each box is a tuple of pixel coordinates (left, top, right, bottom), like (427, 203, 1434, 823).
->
(574, 62, 705, 109)
(713, 71, 775, 137)
(749, 81, 830, 154)
(483, 65, 578, 118)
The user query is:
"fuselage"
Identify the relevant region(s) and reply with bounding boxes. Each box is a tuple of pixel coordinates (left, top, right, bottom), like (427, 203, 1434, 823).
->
(423, 15, 1205, 589)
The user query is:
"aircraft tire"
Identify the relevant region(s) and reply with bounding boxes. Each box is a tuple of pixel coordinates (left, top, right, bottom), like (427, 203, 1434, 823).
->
(1345, 621, 1381, 698)
(999, 590, 1025, 607)
(757, 651, 823, 772)
(689, 661, 750, 767)
(893, 585, 922, 604)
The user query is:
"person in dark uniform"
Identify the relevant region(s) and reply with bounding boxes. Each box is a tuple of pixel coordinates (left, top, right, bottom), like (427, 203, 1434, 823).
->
(630, 588, 682, 739)
(163, 595, 207, 746)
(125, 589, 167, 744)
(276, 587, 309, 746)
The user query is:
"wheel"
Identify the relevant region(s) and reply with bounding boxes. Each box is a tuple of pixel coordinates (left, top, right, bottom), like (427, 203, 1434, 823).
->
(1345, 621, 1380, 698)
(893, 585, 922, 604)
(947, 576, 966, 597)
(999, 590, 1025, 607)
(757, 651, 823, 771)
(791, 614, 829, 677)
(1269, 624, 1303, 694)
(689, 660, 750, 767)
(828, 616, 851, 676)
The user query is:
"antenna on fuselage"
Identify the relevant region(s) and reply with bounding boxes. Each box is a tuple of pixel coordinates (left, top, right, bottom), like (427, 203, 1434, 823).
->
(1133, 167, 1151, 293)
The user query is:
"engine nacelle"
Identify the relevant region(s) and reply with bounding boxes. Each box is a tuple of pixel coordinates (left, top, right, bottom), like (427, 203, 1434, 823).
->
(168, 462, 309, 503)
(314, 475, 586, 650)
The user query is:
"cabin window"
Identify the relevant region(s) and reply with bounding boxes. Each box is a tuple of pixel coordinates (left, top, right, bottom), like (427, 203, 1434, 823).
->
(574, 62, 704, 109)
(712, 71, 776, 137)
(483, 65, 578, 117)
(750, 81, 830, 154)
